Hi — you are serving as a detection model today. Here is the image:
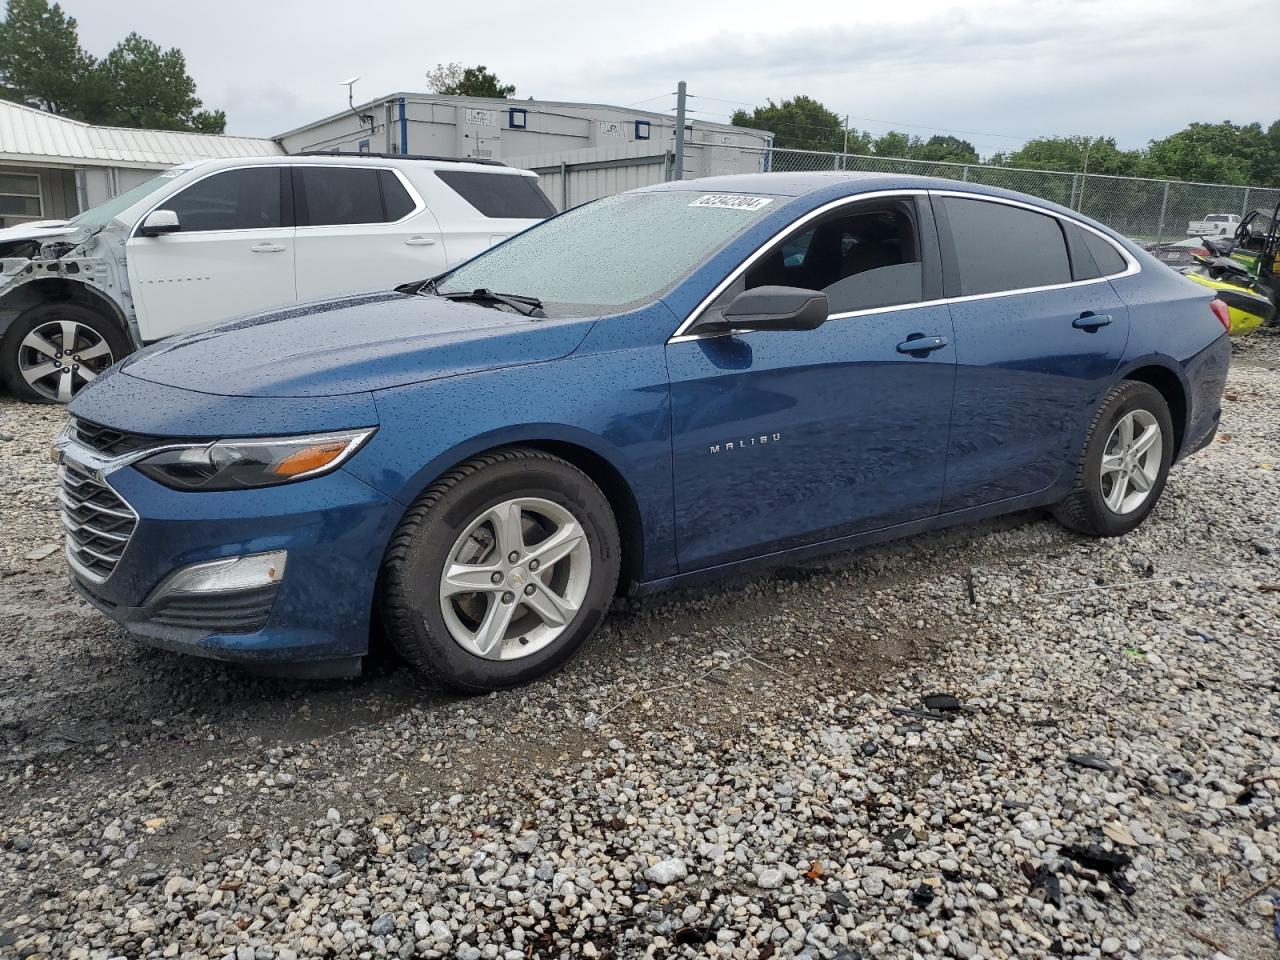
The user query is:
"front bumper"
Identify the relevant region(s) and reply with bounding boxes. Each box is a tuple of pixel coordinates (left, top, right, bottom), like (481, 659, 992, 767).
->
(59, 442, 404, 667)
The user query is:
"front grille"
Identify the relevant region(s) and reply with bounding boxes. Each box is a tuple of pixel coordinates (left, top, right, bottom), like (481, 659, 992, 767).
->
(71, 418, 161, 458)
(60, 462, 137, 581)
(149, 585, 278, 634)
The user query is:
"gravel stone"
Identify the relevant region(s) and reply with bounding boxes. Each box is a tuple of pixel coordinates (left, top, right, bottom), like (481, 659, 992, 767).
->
(3, 336, 1280, 959)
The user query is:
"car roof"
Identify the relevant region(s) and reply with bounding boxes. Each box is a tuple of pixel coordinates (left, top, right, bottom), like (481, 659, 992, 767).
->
(638, 171, 1127, 240)
(179, 154, 535, 176)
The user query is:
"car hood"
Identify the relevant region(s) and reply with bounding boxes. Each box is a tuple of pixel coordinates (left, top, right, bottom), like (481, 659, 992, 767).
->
(0, 219, 75, 243)
(120, 292, 597, 398)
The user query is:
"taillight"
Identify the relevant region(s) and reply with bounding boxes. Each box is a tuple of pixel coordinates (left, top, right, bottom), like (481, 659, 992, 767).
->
(1210, 299, 1231, 332)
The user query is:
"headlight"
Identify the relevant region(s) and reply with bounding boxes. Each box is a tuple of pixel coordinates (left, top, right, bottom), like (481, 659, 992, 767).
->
(135, 429, 375, 491)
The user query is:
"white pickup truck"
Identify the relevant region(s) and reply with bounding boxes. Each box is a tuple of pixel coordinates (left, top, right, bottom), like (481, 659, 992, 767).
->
(1186, 213, 1240, 237)
(0, 154, 554, 403)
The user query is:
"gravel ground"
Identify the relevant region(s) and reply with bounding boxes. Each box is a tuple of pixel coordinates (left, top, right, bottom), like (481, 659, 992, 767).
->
(1, 338, 1278, 960)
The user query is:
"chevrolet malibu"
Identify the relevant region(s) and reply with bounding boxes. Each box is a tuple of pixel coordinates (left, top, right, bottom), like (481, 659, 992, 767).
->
(56, 173, 1230, 691)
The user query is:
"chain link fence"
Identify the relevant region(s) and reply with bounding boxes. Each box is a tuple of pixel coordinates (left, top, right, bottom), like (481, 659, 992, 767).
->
(734, 147, 1280, 248)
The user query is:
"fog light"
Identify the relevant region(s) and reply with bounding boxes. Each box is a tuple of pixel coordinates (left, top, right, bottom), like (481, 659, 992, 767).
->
(149, 551, 287, 601)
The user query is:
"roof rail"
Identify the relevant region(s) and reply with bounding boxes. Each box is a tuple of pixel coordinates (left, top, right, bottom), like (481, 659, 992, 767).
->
(296, 151, 507, 167)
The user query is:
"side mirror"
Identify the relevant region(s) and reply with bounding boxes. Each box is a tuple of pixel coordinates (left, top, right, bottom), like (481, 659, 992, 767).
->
(139, 209, 180, 237)
(692, 285, 828, 335)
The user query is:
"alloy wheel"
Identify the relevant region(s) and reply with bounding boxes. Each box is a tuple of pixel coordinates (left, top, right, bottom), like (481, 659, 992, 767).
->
(1099, 409, 1163, 515)
(438, 497, 591, 660)
(18, 319, 114, 402)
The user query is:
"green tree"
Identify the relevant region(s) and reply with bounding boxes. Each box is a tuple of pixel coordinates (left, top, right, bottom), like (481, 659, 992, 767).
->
(426, 63, 515, 98)
(0, 3, 225, 132)
(1144, 121, 1269, 185)
(872, 130, 918, 158)
(0, 0, 97, 116)
(93, 33, 224, 132)
(912, 134, 979, 164)
(1005, 136, 1143, 176)
(730, 95, 851, 152)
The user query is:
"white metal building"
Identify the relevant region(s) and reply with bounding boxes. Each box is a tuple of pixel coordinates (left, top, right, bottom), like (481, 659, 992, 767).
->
(0, 99, 283, 227)
(276, 94, 773, 210)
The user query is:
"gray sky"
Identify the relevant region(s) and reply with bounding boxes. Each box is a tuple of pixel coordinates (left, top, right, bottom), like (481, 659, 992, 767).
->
(69, 0, 1278, 155)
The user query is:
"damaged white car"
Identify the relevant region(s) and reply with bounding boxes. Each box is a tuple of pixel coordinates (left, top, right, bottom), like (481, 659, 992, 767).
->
(0, 154, 554, 402)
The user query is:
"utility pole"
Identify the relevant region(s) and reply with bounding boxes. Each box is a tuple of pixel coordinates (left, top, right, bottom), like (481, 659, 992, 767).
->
(1078, 136, 1093, 211)
(673, 81, 687, 181)
(840, 115, 849, 171)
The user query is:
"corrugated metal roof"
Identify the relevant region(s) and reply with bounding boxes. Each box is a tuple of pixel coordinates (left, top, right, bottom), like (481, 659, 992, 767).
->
(0, 98, 282, 168)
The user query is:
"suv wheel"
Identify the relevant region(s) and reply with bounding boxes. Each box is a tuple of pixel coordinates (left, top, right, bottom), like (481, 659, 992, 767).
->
(1053, 380, 1174, 537)
(379, 447, 620, 692)
(1, 303, 132, 404)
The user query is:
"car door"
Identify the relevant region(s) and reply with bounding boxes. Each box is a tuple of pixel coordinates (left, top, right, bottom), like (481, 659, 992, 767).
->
(666, 193, 957, 571)
(127, 166, 295, 341)
(292, 166, 447, 301)
(931, 192, 1132, 512)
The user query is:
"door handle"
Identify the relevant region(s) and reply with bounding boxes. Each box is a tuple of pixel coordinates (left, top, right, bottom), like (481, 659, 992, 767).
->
(404, 236, 437, 247)
(1073, 312, 1113, 330)
(251, 242, 286, 253)
(896, 334, 949, 355)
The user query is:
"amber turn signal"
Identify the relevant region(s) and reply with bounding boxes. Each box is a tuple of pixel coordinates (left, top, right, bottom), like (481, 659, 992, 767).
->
(270, 441, 352, 477)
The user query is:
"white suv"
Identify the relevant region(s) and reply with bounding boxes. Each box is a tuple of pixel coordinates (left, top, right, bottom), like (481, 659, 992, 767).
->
(0, 154, 554, 403)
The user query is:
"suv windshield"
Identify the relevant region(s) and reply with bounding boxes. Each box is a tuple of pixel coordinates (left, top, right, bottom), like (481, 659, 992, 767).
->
(435, 191, 781, 316)
(69, 168, 188, 229)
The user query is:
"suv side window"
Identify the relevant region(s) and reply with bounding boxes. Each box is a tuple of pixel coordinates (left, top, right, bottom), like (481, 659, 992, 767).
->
(941, 197, 1070, 295)
(435, 170, 556, 219)
(159, 167, 285, 232)
(299, 167, 415, 226)
(743, 199, 925, 314)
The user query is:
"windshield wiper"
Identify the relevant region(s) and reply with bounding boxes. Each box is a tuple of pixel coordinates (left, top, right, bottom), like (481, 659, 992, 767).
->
(395, 276, 440, 296)
(439, 288, 546, 318)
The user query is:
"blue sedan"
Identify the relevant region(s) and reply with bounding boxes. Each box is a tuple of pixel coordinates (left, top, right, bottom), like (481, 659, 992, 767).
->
(57, 173, 1230, 690)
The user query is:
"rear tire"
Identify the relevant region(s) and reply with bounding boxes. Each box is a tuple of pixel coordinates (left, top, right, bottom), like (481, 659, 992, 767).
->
(1, 302, 132, 404)
(379, 447, 620, 692)
(1053, 380, 1174, 537)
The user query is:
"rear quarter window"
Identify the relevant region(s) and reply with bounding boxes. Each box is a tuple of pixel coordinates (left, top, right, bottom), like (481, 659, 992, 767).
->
(1082, 230, 1128, 277)
(435, 170, 555, 219)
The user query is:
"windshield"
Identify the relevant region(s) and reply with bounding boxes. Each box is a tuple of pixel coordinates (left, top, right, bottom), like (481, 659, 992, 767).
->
(70, 168, 187, 229)
(435, 191, 782, 316)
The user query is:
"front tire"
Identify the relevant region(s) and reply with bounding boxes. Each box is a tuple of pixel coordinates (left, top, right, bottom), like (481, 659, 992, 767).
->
(1053, 380, 1174, 537)
(379, 448, 621, 692)
(1, 302, 132, 404)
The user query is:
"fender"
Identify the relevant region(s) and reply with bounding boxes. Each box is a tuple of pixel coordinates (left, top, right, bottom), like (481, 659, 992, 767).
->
(360, 334, 678, 581)
(0, 261, 138, 345)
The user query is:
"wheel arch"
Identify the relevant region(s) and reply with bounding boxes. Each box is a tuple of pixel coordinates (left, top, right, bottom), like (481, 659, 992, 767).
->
(389, 427, 650, 597)
(0, 277, 131, 342)
(1116, 359, 1189, 457)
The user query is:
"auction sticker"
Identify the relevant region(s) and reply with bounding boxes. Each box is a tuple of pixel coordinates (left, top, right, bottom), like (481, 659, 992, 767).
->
(689, 194, 774, 211)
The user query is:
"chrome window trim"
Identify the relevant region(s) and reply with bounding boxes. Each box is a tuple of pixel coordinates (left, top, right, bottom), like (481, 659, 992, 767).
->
(668, 187, 1140, 344)
(129, 162, 427, 240)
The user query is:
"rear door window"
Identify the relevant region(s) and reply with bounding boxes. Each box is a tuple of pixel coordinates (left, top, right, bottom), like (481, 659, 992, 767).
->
(159, 167, 286, 232)
(380, 170, 416, 221)
(941, 197, 1071, 296)
(298, 167, 415, 226)
(435, 170, 556, 219)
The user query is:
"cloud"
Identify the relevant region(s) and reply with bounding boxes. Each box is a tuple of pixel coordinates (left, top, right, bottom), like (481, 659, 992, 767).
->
(60, 0, 1278, 152)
